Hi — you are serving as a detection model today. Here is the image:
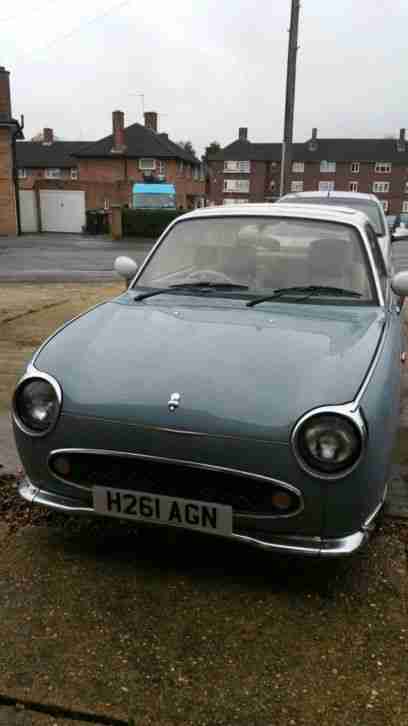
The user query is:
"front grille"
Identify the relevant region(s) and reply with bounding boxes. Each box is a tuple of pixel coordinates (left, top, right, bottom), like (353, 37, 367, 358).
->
(49, 452, 301, 517)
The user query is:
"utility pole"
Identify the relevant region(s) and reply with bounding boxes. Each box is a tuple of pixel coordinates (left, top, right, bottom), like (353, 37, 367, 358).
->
(280, 0, 301, 197)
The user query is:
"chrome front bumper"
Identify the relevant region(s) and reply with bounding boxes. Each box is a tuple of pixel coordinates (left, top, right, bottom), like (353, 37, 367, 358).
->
(18, 477, 379, 558)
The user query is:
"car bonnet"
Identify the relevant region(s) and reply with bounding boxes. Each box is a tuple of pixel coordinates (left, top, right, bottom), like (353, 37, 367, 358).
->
(33, 298, 385, 442)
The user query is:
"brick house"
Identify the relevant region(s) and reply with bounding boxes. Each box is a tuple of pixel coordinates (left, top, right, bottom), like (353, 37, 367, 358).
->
(17, 129, 90, 188)
(207, 127, 408, 215)
(16, 111, 205, 227)
(0, 66, 23, 235)
(75, 111, 205, 210)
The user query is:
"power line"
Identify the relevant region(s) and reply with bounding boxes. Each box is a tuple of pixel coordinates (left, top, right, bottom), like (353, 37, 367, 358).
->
(25, 0, 132, 58)
(0, 0, 58, 23)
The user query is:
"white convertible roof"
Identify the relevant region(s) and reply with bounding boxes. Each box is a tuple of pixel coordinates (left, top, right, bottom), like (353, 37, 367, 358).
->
(280, 190, 379, 202)
(181, 202, 369, 229)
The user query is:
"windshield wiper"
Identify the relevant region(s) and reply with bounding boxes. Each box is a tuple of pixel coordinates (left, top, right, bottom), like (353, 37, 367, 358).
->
(135, 282, 248, 302)
(247, 285, 362, 307)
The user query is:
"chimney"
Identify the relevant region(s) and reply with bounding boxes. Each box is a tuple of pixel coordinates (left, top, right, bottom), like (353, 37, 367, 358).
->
(111, 110, 126, 153)
(42, 127, 54, 145)
(308, 127, 318, 151)
(239, 127, 248, 141)
(397, 128, 406, 152)
(0, 66, 11, 121)
(144, 111, 158, 133)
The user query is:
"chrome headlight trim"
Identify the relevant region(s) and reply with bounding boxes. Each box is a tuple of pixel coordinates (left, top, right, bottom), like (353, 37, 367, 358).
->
(291, 403, 367, 480)
(12, 363, 62, 438)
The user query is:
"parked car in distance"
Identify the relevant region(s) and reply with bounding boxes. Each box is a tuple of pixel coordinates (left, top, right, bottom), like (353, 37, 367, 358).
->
(390, 213, 408, 236)
(278, 191, 392, 269)
(387, 214, 397, 232)
(11, 204, 408, 557)
(400, 213, 408, 227)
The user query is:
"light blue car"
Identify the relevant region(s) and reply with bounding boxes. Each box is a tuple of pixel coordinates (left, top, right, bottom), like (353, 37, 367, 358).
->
(11, 204, 408, 557)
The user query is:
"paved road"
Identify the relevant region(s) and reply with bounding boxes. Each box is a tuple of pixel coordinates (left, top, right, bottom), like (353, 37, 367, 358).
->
(0, 234, 155, 282)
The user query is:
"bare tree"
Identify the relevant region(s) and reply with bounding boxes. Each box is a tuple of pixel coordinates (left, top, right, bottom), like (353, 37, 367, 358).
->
(177, 140, 196, 157)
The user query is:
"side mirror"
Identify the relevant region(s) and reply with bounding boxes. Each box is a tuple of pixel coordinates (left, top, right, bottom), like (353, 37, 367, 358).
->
(114, 256, 138, 284)
(391, 271, 408, 297)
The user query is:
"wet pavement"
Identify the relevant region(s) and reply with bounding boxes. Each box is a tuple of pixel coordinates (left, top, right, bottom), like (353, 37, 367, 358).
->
(0, 234, 154, 282)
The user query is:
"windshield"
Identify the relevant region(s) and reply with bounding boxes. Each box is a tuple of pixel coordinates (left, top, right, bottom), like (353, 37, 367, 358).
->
(133, 193, 176, 209)
(282, 197, 385, 235)
(134, 216, 375, 304)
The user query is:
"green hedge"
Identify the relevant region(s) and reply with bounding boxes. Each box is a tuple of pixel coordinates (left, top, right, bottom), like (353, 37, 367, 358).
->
(122, 209, 186, 238)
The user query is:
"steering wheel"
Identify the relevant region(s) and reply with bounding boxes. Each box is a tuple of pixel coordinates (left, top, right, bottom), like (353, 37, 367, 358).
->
(184, 269, 235, 284)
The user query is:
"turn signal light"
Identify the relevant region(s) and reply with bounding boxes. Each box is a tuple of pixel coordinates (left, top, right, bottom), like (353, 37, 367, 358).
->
(52, 456, 71, 476)
(271, 491, 292, 511)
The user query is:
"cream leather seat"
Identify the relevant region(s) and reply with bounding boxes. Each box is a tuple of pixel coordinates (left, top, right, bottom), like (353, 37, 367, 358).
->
(308, 238, 354, 290)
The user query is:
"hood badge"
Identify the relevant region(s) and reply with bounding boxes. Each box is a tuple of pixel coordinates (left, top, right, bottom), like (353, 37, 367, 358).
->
(168, 392, 181, 413)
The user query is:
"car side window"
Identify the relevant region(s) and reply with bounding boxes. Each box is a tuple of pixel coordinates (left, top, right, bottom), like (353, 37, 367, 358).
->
(365, 224, 387, 298)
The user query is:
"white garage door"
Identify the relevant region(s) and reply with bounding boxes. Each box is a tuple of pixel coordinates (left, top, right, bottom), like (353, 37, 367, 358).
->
(19, 190, 39, 233)
(40, 190, 86, 233)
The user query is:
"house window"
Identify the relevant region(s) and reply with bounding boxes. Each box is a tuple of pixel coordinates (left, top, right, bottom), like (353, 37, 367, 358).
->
(373, 181, 390, 193)
(223, 179, 250, 193)
(402, 201, 408, 213)
(224, 160, 251, 173)
(45, 168, 61, 179)
(381, 200, 389, 213)
(350, 162, 360, 173)
(349, 181, 359, 192)
(320, 161, 336, 173)
(223, 198, 249, 205)
(18, 168, 27, 179)
(103, 199, 110, 210)
(157, 160, 166, 175)
(292, 162, 304, 173)
(374, 162, 392, 173)
(139, 158, 156, 171)
(70, 168, 78, 180)
(291, 180, 304, 192)
(193, 165, 199, 180)
(404, 181, 408, 193)
(318, 180, 335, 191)
(177, 160, 184, 176)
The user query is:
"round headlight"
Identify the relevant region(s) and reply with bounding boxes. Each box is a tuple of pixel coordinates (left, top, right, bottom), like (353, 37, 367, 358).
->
(293, 413, 363, 477)
(14, 377, 61, 434)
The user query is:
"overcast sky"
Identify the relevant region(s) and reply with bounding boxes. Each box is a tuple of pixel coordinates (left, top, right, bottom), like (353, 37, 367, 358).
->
(2, 0, 408, 155)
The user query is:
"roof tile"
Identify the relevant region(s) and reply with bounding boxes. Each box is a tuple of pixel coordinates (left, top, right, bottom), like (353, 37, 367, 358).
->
(74, 122, 199, 163)
(16, 141, 90, 168)
(208, 137, 408, 163)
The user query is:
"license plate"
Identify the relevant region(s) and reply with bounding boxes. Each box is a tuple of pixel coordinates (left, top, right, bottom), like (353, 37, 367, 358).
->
(92, 486, 232, 536)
